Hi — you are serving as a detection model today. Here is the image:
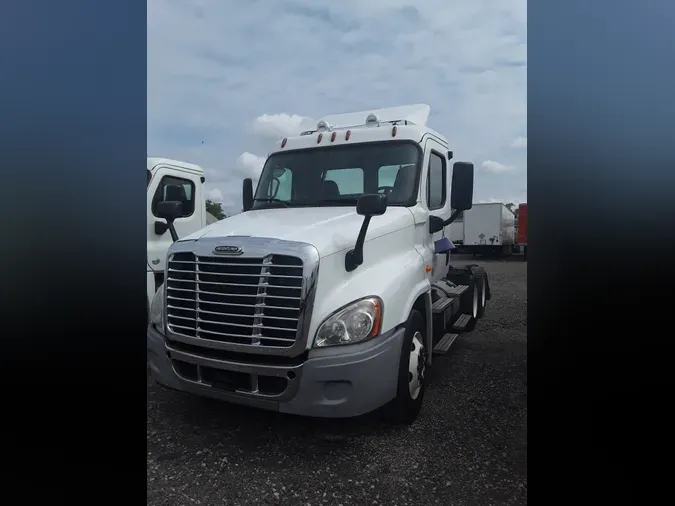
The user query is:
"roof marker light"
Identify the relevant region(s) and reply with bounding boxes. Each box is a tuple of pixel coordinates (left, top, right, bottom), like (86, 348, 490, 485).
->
(281, 138, 287, 148)
(345, 130, 351, 141)
(392, 126, 397, 137)
(330, 132, 336, 142)
(317, 133, 323, 143)
(365, 113, 380, 127)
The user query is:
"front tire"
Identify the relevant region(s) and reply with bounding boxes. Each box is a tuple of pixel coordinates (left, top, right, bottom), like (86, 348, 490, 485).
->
(384, 310, 427, 425)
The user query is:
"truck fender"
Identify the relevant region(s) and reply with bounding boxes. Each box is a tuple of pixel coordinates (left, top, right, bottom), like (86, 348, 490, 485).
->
(400, 280, 433, 363)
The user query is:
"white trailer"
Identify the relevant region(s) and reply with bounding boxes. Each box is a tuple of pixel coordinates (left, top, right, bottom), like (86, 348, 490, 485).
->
(461, 203, 515, 256)
(448, 211, 465, 246)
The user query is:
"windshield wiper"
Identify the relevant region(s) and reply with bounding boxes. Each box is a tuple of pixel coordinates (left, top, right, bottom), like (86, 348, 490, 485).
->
(253, 198, 290, 208)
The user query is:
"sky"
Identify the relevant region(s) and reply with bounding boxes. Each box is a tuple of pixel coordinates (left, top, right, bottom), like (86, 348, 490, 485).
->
(148, 0, 527, 217)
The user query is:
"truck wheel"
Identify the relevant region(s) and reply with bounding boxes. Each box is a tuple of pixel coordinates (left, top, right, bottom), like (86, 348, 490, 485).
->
(384, 310, 427, 425)
(460, 278, 480, 331)
(475, 269, 488, 319)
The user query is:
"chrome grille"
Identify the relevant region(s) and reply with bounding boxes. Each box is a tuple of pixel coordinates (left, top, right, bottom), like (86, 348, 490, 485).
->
(165, 252, 304, 348)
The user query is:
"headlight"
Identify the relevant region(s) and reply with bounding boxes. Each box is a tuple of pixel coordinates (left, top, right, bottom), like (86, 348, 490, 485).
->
(314, 297, 383, 348)
(149, 283, 166, 333)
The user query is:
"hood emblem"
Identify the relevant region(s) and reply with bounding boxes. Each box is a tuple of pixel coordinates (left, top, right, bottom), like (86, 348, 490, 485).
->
(213, 245, 243, 256)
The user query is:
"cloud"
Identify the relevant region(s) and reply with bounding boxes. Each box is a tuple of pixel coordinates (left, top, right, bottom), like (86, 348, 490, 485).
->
(252, 113, 316, 139)
(205, 187, 223, 202)
(148, 0, 527, 209)
(511, 136, 527, 149)
(235, 152, 266, 181)
(481, 160, 515, 174)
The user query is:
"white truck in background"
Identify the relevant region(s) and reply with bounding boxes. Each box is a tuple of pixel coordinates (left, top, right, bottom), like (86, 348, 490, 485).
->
(147, 157, 208, 323)
(147, 104, 492, 424)
(449, 202, 515, 257)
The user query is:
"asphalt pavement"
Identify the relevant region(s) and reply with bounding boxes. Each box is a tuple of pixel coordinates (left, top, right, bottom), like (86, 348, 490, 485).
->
(147, 255, 527, 505)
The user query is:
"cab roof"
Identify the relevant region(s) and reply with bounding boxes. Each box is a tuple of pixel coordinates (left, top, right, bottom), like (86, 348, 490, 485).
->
(271, 103, 448, 154)
(147, 156, 204, 174)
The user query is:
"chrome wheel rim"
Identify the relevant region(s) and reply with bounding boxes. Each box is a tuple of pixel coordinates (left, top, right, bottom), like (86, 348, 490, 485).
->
(408, 331, 425, 400)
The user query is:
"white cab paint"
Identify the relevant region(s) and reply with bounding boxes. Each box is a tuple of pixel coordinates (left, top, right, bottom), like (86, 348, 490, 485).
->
(186, 104, 464, 349)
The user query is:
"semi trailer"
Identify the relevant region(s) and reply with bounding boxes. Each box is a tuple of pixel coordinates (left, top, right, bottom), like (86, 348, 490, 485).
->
(516, 202, 528, 260)
(147, 104, 492, 424)
(451, 202, 516, 257)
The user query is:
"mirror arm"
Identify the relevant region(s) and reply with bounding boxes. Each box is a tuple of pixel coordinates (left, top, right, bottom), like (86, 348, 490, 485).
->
(167, 222, 179, 242)
(442, 209, 464, 227)
(345, 216, 372, 272)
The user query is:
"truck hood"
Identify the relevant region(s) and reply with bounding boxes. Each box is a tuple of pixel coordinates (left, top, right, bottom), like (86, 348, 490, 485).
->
(183, 206, 415, 258)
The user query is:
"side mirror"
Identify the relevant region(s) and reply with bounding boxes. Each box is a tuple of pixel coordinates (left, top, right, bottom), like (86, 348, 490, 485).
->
(156, 201, 183, 223)
(450, 162, 474, 211)
(356, 193, 387, 217)
(155, 201, 182, 243)
(429, 215, 444, 234)
(346, 194, 388, 272)
(243, 178, 254, 212)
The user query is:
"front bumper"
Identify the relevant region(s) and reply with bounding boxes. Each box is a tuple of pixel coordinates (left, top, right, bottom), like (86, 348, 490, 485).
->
(147, 325, 404, 418)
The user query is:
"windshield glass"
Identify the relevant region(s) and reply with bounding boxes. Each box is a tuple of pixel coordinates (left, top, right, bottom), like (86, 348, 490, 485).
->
(252, 142, 421, 209)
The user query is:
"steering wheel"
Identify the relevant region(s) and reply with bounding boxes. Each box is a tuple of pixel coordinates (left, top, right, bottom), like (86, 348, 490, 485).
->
(378, 186, 394, 195)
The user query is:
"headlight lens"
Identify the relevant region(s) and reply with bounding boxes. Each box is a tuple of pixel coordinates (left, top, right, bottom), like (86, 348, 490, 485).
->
(314, 297, 382, 348)
(149, 283, 166, 333)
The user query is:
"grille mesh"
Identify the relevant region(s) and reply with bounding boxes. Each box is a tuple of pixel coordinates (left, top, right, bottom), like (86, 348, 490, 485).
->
(165, 252, 304, 348)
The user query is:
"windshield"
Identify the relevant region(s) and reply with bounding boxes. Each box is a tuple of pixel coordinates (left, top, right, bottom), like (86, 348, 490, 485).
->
(252, 141, 421, 209)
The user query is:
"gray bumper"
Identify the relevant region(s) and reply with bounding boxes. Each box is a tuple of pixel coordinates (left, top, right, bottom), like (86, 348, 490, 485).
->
(147, 325, 405, 418)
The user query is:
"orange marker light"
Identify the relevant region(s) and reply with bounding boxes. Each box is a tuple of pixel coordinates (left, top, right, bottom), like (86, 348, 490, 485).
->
(371, 299, 382, 336)
(425, 265, 432, 272)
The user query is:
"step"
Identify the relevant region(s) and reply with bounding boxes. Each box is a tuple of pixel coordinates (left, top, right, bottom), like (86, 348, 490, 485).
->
(444, 284, 469, 297)
(431, 297, 454, 314)
(452, 314, 473, 331)
(433, 280, 470, 298)
(433, 333, 459, 355)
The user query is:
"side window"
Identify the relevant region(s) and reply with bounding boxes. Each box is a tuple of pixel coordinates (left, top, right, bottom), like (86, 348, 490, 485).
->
(152, 175, 196, 217)
(378, 165, 400, 189)
(427, 152, 446, 210)
(266, 167, 293, 201)
(324, 168, 364, 194)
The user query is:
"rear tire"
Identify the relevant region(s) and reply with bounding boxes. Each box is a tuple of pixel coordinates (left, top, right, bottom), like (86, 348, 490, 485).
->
(474, 268, 488, 319)
(383, 310, 427, 425)
(460, 279, 479, 331)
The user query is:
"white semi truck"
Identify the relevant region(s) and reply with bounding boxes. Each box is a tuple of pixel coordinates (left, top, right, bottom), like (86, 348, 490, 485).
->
(147, 104, 492, 424)
(147, 157, 208, 324)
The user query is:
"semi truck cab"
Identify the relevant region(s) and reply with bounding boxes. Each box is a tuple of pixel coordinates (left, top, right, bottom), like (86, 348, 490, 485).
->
(147, 104, 491, 424)
(147, 157, 207, 323)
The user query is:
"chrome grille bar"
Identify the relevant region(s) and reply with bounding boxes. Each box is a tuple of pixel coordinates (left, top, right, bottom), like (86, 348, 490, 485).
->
(165, 252, 304, 349)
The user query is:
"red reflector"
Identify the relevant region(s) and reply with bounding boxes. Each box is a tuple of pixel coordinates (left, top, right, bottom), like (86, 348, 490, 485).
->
(317, 133, 323, 143)
(345, 130, 351, 141)
(331, 132, 336, 142)
(281, 138, 287, 148)
(392, 126, 397, 137)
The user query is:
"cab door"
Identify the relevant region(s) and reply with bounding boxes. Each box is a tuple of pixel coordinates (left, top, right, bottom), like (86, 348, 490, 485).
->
(147, 165, 203, 276)
(421, 138, 453, 284)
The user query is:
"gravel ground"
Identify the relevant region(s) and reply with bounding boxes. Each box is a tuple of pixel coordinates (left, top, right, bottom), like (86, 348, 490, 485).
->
(147, 255, 527, 506)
